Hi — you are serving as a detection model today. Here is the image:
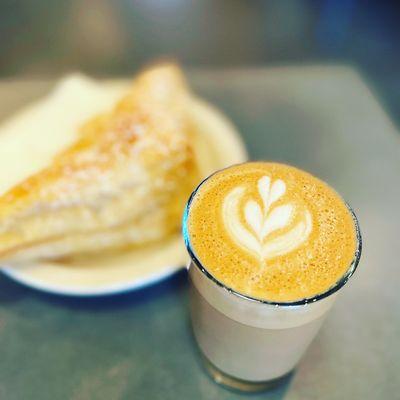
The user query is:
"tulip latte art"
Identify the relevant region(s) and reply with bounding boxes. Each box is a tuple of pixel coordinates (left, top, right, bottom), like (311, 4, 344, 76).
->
(223, 175, 312, 261)
(187, 162, 357, 302)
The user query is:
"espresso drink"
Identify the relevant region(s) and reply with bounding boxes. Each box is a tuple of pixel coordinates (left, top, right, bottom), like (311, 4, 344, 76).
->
(184, 162, 360, 390)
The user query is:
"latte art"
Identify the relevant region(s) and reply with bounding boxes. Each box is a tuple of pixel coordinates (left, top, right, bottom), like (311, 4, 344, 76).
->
(186, 162, 357, 302)
(223, 176, 312, 261)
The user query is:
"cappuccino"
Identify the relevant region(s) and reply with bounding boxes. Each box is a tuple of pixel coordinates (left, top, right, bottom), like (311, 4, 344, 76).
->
(183, 162, 361, 390)
(186, 162, 357, 302)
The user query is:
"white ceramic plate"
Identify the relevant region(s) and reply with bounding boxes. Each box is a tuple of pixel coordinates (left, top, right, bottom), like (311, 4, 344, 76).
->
(1, 78, 247, 296)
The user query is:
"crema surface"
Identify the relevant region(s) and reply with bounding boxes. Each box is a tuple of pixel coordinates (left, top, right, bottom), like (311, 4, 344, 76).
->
(187, 162, 357, 302)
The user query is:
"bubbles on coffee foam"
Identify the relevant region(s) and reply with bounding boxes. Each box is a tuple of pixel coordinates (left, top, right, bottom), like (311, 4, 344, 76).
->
(187, 162, 357, 302)
(222, 175, 312, 261)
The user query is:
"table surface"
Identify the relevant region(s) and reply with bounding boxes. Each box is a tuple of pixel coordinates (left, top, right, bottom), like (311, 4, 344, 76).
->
(0, 66, 399, 400)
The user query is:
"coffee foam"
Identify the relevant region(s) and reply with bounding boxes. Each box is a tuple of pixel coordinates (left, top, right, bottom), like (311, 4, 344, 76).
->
(187, 162, 357, 302)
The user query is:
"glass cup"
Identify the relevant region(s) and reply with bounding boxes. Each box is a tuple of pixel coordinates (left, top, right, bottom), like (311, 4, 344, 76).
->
(182, 173, 362, 392)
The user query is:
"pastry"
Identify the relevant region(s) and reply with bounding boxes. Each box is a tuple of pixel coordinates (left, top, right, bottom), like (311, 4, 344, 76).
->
(0, 64, 199, 262)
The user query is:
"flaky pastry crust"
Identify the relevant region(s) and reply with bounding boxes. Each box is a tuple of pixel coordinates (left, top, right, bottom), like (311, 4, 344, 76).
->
(0, 64, 199, 262)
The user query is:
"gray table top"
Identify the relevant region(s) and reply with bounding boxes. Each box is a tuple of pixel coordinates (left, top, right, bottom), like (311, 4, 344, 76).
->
(0, 66, 399, 400)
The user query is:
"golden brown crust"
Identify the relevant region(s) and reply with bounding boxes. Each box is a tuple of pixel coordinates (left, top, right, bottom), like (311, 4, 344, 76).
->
(0, 64, 199, 262)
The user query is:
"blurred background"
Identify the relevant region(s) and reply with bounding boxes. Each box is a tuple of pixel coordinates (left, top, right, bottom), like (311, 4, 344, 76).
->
(0, 0, 399, 126)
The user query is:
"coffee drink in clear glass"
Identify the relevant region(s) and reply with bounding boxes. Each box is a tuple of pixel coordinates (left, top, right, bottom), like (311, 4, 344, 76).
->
(183, 162, 361, 391)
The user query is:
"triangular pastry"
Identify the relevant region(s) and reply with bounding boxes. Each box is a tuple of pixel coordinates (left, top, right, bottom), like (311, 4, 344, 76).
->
(0, 64, 199, 262)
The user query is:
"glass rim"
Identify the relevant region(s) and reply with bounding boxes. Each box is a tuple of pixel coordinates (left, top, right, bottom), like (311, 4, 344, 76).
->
(182, 164, 362, 308)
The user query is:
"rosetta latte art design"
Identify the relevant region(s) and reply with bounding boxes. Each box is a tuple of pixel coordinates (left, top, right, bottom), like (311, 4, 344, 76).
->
(222, 176, 312, 260)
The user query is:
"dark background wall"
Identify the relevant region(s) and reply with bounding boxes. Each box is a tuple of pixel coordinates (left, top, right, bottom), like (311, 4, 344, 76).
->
(0, 0, 399, 125)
